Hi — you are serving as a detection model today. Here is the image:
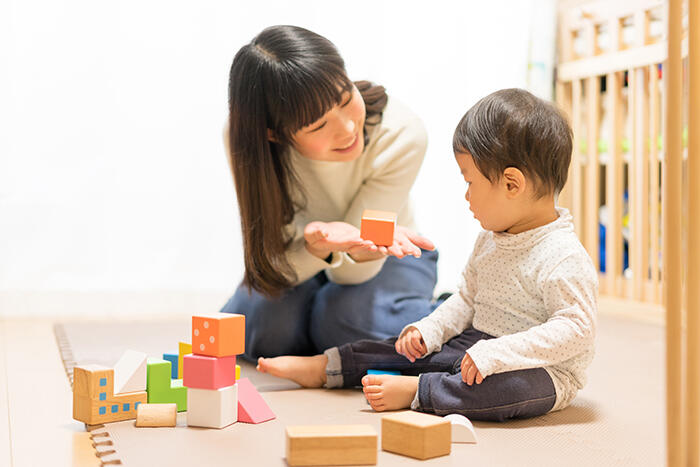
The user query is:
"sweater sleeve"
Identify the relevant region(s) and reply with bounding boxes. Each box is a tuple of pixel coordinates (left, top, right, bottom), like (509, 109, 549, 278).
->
(397, 234, 483, 354)
(325, 101, 428, 284)
(466, 253, 598, 377)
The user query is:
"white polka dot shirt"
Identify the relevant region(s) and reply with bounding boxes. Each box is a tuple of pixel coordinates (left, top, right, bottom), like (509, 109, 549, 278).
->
(405, 207, 598, 411)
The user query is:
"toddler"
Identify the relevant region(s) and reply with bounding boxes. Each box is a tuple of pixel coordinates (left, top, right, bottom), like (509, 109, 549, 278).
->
(256, 88, 598, 422)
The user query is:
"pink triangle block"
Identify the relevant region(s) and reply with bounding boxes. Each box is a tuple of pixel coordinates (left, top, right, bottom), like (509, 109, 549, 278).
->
(237, 378, 275, 424)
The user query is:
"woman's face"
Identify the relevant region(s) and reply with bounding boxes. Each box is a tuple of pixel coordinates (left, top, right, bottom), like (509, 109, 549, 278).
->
(290, 85, 366, 162)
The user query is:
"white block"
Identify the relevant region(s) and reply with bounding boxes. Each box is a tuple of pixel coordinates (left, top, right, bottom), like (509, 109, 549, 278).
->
(444, 414, 477, 444)
(113, 350, 147, 394)
(187, 384, 238, 429)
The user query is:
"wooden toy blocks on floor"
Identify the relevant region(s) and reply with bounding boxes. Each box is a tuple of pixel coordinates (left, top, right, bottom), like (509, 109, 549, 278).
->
(73, 364, 147, 425)
(135, 403, 177, 427)
(183, 354, 237, 390)
(360, 209, 396, 246)
(286, 425, 377, 466)
(381, 411, 451, 460)
(147, 358, 187, 412)
(187, 385, 238, 429)
(237, 377, 275, 424)
(113, 350, 147, 394)
(192, 314, 245, 357)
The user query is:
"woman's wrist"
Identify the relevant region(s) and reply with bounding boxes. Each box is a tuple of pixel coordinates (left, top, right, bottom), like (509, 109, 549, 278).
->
(304, 241, 332, 260)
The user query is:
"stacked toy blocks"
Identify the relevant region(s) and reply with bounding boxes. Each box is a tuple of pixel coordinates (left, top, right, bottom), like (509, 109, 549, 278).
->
(147, 358, 187, 412)
(73, 350, 148, 425)
(360, 209, 396, 246)
(184, 314, 244, 428)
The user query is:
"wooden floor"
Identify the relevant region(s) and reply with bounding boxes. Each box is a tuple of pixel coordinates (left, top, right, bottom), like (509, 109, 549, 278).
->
(0, 292, 666, 467)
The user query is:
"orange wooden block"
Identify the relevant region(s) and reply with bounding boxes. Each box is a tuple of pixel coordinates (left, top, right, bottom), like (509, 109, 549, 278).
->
(360, 210, 396, 246)
(192, 314, 245, 357)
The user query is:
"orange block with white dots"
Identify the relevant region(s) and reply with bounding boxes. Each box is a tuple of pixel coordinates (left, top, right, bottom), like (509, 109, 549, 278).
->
(192, 314, 245, 357)
(360, 209, 396, 247)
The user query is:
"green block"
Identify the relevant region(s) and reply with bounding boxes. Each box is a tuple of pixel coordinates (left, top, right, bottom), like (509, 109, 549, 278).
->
(147, 358, 187, 412)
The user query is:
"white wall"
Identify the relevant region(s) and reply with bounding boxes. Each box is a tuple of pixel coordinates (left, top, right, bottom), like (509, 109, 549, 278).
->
(0, 0, 554, 310)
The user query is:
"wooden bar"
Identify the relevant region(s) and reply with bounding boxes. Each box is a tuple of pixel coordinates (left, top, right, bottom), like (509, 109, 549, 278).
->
(664, 0, 684, 465)
(556, 81, 574, 212)
(572, 79, 584, 239)
(686, 0, 700, 462)
(583, 18, 600, 271)
(648, 63, 661, 304)
(605, 69, 623, 296)
(631, 66, 650, 301)
(559, 42, 666, 81)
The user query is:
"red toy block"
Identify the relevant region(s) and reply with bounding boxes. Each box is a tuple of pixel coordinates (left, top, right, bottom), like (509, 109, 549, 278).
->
(183, 354, 237, 390)
(360, 209, 396, 246)
(237, 377, 275, 424)
(192, 314, 245, 357)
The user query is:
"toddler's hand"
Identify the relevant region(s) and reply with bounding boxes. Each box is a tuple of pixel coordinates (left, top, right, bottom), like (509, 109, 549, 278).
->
(460, 352, 484, 385)
(395, 327, 427, 362)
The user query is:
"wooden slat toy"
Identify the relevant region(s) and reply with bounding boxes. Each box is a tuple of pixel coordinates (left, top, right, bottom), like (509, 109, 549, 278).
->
(286, 424, 377, 466)
(135, 403, 177, 427)
(381, 411, 451, 460)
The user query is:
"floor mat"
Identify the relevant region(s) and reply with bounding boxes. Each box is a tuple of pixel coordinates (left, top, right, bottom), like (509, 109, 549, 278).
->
(56, 314, 665, 466)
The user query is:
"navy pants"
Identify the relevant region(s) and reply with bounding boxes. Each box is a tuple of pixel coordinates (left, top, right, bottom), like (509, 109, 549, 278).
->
(335, 327, 557, 422)
(220, 249, 440, 360)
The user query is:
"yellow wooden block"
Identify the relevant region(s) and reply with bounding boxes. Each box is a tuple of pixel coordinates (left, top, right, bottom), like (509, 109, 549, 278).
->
(236, 364, 241, 380)
(74, 391, 147, 425)
(178, 342, 192, 379)
(286, 425, 377, 466)
(381, 411, 451, 460)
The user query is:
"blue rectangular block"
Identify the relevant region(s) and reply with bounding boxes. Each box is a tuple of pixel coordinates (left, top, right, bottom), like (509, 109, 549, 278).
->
(163, 352, 178, 379)
(367, 369, 401, 376)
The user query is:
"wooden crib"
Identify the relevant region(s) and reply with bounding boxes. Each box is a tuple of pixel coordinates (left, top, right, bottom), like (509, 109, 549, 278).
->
(555, 0, 698, 465)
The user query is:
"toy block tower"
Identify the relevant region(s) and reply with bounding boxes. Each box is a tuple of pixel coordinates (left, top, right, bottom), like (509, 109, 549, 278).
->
(73, 362, 147, 425)
(184, 314, 244, 429)
(360, 209, 396, 246)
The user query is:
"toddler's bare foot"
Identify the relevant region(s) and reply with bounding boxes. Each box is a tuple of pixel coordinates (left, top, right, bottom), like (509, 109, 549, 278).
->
(256, 355, 327, 388)
(361, 374, 419, 412)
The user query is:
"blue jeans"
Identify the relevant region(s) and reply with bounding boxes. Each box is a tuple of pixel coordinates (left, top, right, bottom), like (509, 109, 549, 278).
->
(334, 327, 557, 422)
(220, 249, 440, 360)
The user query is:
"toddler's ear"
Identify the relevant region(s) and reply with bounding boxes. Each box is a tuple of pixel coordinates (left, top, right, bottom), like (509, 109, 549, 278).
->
(502, 167, 526, 198)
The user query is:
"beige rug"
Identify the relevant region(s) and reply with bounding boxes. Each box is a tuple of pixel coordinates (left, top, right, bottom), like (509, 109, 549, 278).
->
(56, 314, 665, 466)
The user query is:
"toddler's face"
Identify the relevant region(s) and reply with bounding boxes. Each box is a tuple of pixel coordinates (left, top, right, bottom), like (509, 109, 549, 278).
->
(455, 152, 515, 232)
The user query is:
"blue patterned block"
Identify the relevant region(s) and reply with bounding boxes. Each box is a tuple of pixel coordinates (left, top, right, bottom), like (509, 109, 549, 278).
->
(99, 406, 106, 415)
(163, 352, 178, 379)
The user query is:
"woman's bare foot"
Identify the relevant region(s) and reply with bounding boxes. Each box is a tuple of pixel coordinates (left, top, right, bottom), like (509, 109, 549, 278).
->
(256, 355, 327, 388)
(361, 374, 419, 411)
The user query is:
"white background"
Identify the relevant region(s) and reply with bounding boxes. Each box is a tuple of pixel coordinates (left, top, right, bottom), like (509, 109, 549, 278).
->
(0, 0, 555, 314)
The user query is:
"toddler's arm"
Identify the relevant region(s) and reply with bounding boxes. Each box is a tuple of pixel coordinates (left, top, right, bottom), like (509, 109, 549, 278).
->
(466, 254, 597, 378)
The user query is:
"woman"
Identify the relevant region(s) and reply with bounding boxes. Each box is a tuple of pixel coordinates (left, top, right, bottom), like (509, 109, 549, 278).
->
(222, 25, 441, 359)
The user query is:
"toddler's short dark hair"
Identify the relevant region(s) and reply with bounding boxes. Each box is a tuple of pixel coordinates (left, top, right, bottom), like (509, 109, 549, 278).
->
(452, 88, 572, 197)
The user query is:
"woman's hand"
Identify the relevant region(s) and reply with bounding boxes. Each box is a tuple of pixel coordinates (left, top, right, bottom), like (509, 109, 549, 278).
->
(460, 352, 484, 385)
(374, 225, 435, 259)
(395, 327, 427, 362)
(304, 221, 374, 260)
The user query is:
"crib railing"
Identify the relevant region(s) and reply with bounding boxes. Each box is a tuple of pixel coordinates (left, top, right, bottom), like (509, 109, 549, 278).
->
(555, 0, 698, 465)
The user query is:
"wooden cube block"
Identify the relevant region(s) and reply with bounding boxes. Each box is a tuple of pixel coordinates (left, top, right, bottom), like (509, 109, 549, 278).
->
(381, 411, 451, 460)
(237, 377, 275, 424)
(360, 210, 396, 246)
(114, 350, 147, 394)
(147, 358, 187, 412)
(73, 364, 113, 400)
(183, 354, 236, 389)
(192, 314, 245, 357)
(178, 342, 192, 379)
(163, 352, 178, 379)
(187, 385, 238, 429)
(236, 364, 241, 380)
(286, 425, 377, 466)
(135, 403, 177, 427)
